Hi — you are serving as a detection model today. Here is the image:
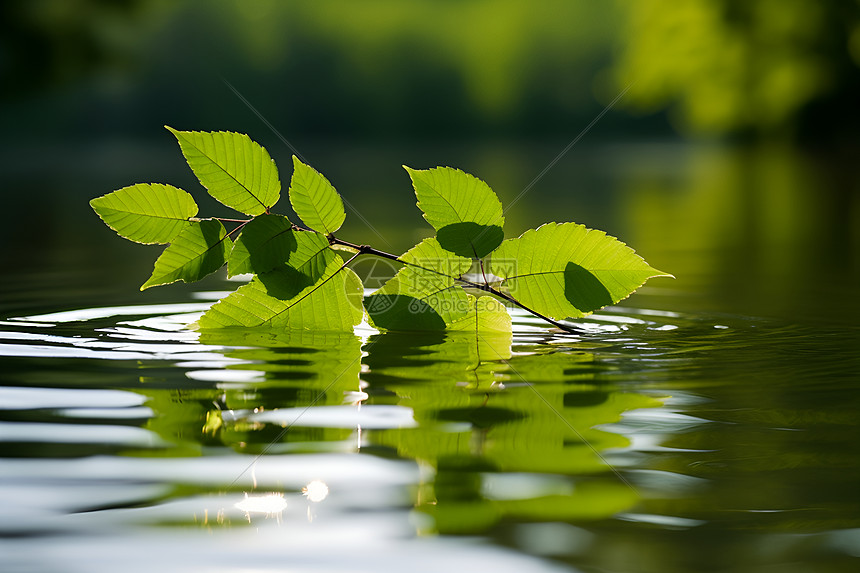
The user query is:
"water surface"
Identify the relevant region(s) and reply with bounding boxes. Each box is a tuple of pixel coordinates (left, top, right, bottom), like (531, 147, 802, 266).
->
(1, 141, 858, 572)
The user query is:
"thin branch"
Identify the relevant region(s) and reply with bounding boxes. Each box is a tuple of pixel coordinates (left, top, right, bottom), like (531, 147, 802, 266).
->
(462, 281, 582, 334)
(225, 220, 249, 238)
(326, 234, 490, 288)
(497, 292, 582, 334)
(300, 225, 582, 334)
(326, 234, 400, 261)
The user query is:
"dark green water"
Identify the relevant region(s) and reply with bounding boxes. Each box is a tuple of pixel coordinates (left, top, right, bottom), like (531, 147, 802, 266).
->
(1, 141, 858, 572)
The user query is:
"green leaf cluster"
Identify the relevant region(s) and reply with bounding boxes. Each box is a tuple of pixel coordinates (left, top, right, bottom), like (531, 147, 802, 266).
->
(91, 128, 671, 334)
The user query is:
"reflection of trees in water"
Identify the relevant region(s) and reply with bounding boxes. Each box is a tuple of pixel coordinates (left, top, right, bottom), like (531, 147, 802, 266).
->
(136, 330, 363, 455)
(620, 145, 859, 322)
(367, 336, 659, 532)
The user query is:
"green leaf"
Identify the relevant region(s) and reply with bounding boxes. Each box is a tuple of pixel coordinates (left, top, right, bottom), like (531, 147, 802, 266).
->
(196, 255, 363, 331)
(447, 296, 512, 336)
(289, 156, 346, 234)
(365, 238, 474, 331)
(284, 230, 338, 282)
(228, 219, 332, 280)
(166, 127, 280, 216)
(90, 183, 198, 244)
(141, 219, 231, 290)
(489, 222, 672, 320)
(405, 166, 504, 258)
(228, 214, 294, 277)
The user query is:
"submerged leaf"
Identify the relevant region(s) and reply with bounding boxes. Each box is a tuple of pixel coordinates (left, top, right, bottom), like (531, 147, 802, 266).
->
(228, 214, 294, 277)
(365, 238, 473, 331)
(197, 255, 363, 331)
(489, 222, 671, 320)
(141, 219, 231, 290)
(289, 157, 346, 234)
(405, 166, 505, 258)
(167, 127, 280, 216)
(90, 183, 198, 244)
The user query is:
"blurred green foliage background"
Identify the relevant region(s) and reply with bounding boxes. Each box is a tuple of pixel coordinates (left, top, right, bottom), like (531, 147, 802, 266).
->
(3, 0, 859, 142)
(1, 0, 858, 326)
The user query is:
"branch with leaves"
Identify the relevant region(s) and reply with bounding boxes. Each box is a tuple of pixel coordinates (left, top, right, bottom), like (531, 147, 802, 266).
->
(90, 128, 671, 335)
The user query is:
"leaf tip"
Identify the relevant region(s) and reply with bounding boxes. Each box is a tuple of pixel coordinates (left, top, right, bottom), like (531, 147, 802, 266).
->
(648, 265, 675, 280)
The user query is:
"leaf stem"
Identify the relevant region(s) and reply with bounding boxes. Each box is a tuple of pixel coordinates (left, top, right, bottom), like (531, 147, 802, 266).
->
(329, 234, 484, 286)
(482, 286, 582, 334)
(326, 234, 402, 260)
(225, 220, 249, 238)
(310, 226, 581, 334)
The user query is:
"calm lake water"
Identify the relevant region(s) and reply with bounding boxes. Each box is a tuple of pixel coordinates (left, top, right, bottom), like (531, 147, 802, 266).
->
(1, 140, 858, 572)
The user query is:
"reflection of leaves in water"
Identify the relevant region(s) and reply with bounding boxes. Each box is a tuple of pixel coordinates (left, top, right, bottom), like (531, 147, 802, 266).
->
(367, 339, 663, 532)
(362, 329, 511, 385)
(205, 329, 363, 452)
(139, 329, 363, 454)
(138, 326, 663, 533)
(368, 344, 657, 470)
(134, 385, 223, 457)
